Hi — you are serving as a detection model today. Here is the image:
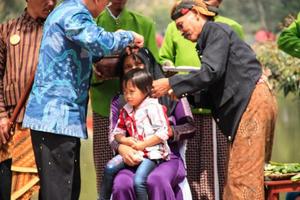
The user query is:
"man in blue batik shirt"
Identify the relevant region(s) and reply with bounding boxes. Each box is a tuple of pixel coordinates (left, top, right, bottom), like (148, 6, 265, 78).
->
(22, 0, 144, 199)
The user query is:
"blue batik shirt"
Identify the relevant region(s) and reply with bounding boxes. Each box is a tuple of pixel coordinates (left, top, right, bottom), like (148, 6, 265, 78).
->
(22, 0, 134, 139)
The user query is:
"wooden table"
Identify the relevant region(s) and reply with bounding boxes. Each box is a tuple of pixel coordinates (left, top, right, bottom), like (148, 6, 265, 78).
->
(265, 179, 300, 200)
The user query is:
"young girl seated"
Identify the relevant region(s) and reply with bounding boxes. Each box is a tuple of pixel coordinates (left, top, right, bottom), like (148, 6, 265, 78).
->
(99, 47, 195, 200)
(100, 68, 172, 200)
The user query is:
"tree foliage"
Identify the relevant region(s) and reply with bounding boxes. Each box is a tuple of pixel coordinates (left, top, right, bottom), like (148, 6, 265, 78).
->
(2, 0, 300, 35)
(221, 0, 300, 33)
(127, 0, 300, 35)
(0, 0, 26, 22)
(253, 42, 300, 98)
(127, 0, 173, 33)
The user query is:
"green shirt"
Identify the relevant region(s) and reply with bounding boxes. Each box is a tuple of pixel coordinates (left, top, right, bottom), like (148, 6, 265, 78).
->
(159, 15, 244, 67)
(90, 8, 159, 117)
(159, 15, 244, 114)
(278, 12, 300, 58)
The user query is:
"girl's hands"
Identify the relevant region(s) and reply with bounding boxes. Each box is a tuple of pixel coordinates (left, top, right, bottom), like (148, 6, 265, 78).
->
(121, 137, 137, 146)
(118, 144, 142, 166)
(131, 141, 146, 151)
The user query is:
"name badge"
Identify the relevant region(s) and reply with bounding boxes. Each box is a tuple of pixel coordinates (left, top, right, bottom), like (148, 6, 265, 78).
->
(10, 34, 20, 45)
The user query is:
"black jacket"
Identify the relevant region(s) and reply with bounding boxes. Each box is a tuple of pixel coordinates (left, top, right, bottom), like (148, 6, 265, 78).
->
(169, 21, 262, 140)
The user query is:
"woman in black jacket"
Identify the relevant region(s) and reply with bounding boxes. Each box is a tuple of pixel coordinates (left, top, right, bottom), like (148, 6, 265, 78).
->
(151, 0, 277, 199)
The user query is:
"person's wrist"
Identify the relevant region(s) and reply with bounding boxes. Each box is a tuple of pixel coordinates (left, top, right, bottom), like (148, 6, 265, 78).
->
(140, 141, 147, 150)
(130, 31, 137, 45)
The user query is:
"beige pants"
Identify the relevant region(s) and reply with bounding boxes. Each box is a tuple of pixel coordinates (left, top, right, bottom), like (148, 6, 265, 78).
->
(223, 82, 277, 200)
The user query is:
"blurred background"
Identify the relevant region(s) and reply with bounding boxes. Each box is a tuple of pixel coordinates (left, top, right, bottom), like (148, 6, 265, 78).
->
(2, 0, 300, 37)
(1, 0, 300, 199)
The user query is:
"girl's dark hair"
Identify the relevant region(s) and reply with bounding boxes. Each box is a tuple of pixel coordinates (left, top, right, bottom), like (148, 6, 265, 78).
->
(122, 68, 153, 96)
(117, 47, 177, 116)
(117, 48, 164, 81)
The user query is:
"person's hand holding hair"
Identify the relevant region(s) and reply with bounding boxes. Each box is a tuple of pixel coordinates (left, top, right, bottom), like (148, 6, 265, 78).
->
(131, 31, 144, 48)
(152, 78, 172, 98)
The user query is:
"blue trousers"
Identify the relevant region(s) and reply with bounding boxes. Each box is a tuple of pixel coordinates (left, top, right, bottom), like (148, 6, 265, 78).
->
(100, 155, 157, 200)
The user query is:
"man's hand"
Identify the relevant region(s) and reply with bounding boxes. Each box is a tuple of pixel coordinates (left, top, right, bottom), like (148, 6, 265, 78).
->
(151, 78, 172, 98)
(131, 31, 144, 48)
(118, 144, 142, 166)
(0, 118, 11, 144)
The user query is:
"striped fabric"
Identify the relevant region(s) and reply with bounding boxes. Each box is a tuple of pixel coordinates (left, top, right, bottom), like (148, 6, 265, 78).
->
(0, 10, 42, 199)
(0, 11, 43, 122)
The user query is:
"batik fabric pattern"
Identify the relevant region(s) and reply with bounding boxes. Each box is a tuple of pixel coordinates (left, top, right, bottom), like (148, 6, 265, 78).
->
(22, 0, 134, 139)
